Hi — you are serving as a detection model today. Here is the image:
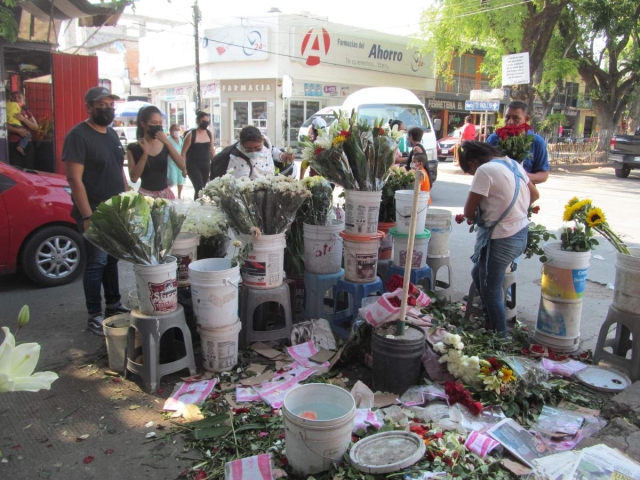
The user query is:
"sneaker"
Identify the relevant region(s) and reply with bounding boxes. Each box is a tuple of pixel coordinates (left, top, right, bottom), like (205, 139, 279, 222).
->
(105, 303, 131, 318)
(87, 315, 105, 336)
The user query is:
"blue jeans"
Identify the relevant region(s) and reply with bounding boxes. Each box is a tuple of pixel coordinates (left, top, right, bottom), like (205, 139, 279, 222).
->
(471, 226, 527, 336)
(80, 224, 122, 316)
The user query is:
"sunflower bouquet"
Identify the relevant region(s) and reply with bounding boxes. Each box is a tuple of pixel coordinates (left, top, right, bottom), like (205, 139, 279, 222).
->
(562, 197, 629, 254)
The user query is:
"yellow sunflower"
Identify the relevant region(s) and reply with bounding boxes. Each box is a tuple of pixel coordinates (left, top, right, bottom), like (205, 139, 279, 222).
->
(332, 135, 347, 147)
(566, 197, 580, 207)
(586, 207, 605, 227)
(563, 199, 591, 221)
(500, 367, 516, 383)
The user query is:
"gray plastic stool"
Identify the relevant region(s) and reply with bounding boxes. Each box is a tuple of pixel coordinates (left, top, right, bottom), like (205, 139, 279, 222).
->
(240, 283, 293, 347)
(126, 304, 196, 393)
(592, 305, 640, 382)
(464, 269, 517, 323)
(427, 252, 453, 298)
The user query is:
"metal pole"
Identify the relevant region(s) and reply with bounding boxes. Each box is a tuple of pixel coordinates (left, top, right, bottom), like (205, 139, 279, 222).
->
(193, 0, 202, 112)
(396, 169, 423, 336)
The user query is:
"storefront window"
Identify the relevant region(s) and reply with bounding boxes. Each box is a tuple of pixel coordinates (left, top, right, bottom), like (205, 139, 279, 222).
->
(288, 100, 321, 143)
(168, 101, 186, 129)
(233, 101, 268, 140)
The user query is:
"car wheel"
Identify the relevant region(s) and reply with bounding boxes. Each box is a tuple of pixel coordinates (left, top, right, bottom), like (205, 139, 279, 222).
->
(615, 166, 631, 178)
(21, 226, 85, 287)
(438, 157, 446, 162)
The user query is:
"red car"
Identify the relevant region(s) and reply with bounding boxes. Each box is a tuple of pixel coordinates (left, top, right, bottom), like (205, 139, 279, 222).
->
(0, 162, 84, 287)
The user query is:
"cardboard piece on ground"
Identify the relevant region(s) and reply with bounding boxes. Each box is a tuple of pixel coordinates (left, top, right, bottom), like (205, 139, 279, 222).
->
(239, 371, 275, 387)
(246, 364, 267, 375)
(225, 393, 240, 410)
(374, 393, 399, 408)
(309, 349, 336, 364)
(312, 347, 344, 374)
(252, 342, 285, 360)
(219, 383, 236, 391)
(275, 361, 292, 371)
(501, 459, 532, 476)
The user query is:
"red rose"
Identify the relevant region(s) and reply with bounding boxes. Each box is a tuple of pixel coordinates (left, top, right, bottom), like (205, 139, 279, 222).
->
(522, 123, 532, 132)
(314, 147, 324, 155)
(530, 344, 546, 354)
(386, 274, 404, 292)
(388, 296, 401, 308)
(455, 213, 466, 224)
(487, 357, 501, 371)
(233, 407, 250, 414)
(531, 205, 540, 214)
(468, 401, 484, 416)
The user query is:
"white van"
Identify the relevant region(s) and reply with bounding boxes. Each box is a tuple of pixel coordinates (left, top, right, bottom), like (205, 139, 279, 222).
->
(342, 87, 441, 184)
(297, 106, 343, 143)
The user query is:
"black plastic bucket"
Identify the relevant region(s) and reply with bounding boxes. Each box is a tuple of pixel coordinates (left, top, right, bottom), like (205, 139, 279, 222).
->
(372, 324, 425, 395)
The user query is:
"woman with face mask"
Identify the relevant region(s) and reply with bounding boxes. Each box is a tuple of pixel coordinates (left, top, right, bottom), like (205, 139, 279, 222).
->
(227, 125, 278, 180)
(182, 111, 215, 199)
(167, 124, 187, 199)
(127, 105, 186, 199)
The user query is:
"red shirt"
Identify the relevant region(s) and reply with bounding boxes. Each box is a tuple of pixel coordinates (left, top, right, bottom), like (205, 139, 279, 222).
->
(461, 123, 477, 141)
(8, 108, 34, 143)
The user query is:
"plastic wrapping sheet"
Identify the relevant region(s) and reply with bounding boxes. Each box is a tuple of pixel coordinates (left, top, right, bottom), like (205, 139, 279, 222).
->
(502, 356, 550, 386)
(530, 405, 606, 452)
(400, 384, 448, 407)
(150, 198, 186, 262)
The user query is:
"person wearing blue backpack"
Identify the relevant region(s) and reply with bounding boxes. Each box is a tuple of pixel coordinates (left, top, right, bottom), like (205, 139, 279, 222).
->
(458, 141, 539, 337)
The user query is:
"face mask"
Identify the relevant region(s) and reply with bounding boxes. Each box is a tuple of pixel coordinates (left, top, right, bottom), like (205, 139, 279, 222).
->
(245, 150, 266, 160)
(147, 125, 163, 137)
(171, 131, 180, 138)
(92, 107, 115, 126)
(199, 120, 210, 129)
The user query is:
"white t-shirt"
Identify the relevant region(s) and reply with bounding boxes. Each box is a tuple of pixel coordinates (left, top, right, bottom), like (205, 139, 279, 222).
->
(227, 144, 275, 180)
(470, 158, 530, 239)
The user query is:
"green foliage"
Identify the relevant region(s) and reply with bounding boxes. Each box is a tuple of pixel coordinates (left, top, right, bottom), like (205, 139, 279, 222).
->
(0, 1, 18, 42)
(538, 113, 569, 133)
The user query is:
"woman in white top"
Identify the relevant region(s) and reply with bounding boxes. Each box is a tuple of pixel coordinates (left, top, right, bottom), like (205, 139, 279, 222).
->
(459, 141, 539, 336)
(227, 125, 293, 179)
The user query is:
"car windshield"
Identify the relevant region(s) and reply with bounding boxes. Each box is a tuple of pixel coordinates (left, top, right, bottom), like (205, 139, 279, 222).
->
(301, 114, 337, 128)
(357, 104, 432, 132)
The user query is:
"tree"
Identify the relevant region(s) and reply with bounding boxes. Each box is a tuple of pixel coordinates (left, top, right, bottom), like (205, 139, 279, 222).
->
(0, 0, 18, 42)
(560, 0, 640, 146)
(415, 0, 571, 117)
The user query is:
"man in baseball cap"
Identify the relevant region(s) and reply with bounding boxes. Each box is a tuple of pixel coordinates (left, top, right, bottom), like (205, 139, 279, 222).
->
(84, 86, 120, 104)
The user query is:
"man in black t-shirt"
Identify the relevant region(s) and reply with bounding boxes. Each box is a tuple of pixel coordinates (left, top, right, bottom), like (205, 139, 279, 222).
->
(63, 87, 130, 336)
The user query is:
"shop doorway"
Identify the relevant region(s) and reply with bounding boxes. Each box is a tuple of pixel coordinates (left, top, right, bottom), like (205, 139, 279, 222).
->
(167, 100, 186, 129)
(232, 100, 267, 140)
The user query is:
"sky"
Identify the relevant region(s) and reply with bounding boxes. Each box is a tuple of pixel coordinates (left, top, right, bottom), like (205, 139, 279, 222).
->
(127, 0, 431, 36)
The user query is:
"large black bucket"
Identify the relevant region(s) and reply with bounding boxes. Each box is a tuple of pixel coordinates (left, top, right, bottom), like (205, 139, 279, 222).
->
(372, 324, 425, 395)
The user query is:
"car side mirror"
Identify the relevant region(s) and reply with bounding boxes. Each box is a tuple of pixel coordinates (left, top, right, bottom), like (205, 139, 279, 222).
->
(433, 119, 442, 131)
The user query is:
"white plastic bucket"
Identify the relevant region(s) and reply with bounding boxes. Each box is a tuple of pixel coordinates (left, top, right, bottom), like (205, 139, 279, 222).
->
(395, 190, 430, 234)
(171, 233, 198, 287)
(303, 221, 345, 274)
(133, 256, 178, 315)
(102, 313, 130, 372)
(128, 289, 138, 310)
(198, 319, 242, 372)
(283, 383, 356, 476)
(344, 190, 382, 235)
(535, 242, 591, 352)
(390, 228, 431, 269)
(425, 209, 452, 256)
(340, 231, 385, 283)
(613, 247, 640, 314)
(189, 258, 240, 328)
(239, 233, 286, 289)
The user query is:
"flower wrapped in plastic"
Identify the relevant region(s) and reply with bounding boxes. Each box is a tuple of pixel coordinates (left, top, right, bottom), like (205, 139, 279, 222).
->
(180, 201, 230, 259)
(300, 176, 333, 226)
(150, 197, 186, 263)
(494, 123, 534, 163)
(201, 174, 310, 236)
(379, 166, 416, 222)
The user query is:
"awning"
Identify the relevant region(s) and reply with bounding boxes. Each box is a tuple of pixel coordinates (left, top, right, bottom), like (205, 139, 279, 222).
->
(20, 0, 124, 23)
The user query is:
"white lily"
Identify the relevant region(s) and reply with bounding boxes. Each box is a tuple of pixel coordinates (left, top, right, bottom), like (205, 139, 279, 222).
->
(0, 327, 58, 393)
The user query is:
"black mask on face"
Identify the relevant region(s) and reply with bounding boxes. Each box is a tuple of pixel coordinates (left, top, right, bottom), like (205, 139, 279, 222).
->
(147, 125, 164, 137)
(199, 120, 210, 129)
(92, 107, 115, 126)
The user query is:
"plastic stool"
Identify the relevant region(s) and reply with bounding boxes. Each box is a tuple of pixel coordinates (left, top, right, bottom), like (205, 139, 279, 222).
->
(377, 259, 392, 284)
(240, 283, 293, 347)
(427, 253, 453, 298)
(332, 277, 384, 338)
(126, 304, 196, 393)
(464, 269, 518, 323)
(387, 264, 433, 292)
(592, 305, 640, 382)
(304, 269, 344, 319)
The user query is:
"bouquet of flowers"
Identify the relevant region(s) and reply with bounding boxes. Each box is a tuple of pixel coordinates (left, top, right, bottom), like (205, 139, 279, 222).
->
(562, 197, 629, 254)
(180, 202, 230, 259)
(201, 174, 310, 236)
(379, 166, 416, 222)
(285, 176, 334, 276)
(477, 357, 517, 395)
(433, 333, 481, 385)
(494, 123, 534, 163)
(525, 205, 556, 261)
(300, 110, 397, 191)
(84, 192, 185, 265)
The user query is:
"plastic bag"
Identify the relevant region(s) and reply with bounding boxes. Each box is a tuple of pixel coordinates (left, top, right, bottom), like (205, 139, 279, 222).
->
(409, 403, 465, 433)
(422, 345, 456, 384)
(530, 405, 607, 452)
(351, 380, 375, 409)
(400, 384, 448, 407)
(359, 287, 431, 328)
(353, 408, 383, 432)
(456, 403, 506, 433)
(502, 356, 550, 386)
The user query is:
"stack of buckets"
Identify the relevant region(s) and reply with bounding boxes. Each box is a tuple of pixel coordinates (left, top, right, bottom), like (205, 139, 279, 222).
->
(341, 190, 385, 283)
(189, 258, 242, 372)
(390, 190, 431, 269)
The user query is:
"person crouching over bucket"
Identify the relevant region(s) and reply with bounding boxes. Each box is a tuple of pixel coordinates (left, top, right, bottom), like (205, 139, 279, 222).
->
(458, 141, 539, 337)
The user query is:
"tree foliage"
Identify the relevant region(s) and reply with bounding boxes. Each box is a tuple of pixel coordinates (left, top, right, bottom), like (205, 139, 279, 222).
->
(0, 0, 18, 42)
(415, 0, 572, 112)
(560, 0, 640, 140)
